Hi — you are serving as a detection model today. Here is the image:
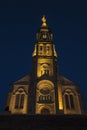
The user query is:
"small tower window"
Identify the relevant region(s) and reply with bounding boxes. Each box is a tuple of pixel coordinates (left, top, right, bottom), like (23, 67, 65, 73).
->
(44, 70, 49, 75)
(39, 46, 43, 54)
(41, 64, 50, 76)
(41, 69, 49, 76)
(46, 46, 50, 51)
(43, 34, 47, 39)
(40, 46, 43, 51)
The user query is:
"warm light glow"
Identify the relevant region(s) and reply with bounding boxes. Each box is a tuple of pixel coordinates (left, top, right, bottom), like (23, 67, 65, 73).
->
(37, 80, 54, 89)
(58, 84, 63, 110)
(37, 58, 53, 77)
(6, 16, 85, 115)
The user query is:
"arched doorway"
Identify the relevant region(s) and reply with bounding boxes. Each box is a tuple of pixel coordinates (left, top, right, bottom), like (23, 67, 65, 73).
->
(41, 108, 50, 114)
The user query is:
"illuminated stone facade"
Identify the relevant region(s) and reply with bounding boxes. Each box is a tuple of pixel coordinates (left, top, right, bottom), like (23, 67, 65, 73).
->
(5, 16, 85, 115)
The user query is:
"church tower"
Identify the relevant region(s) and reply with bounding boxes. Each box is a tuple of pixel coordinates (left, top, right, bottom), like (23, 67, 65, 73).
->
(32, 16, 58, 114)
(4, 16, 85, 115)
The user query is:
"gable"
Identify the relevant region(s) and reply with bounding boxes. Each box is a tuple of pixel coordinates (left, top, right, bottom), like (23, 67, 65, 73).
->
(14, 74, 31, 84)
(58, 75, 74, 85)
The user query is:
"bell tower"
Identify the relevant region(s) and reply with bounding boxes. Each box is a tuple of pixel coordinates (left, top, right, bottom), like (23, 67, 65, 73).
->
(32, 16, 58, 114)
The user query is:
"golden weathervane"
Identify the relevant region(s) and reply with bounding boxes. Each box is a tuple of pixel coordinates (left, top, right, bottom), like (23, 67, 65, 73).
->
(41, 16, 47, 27)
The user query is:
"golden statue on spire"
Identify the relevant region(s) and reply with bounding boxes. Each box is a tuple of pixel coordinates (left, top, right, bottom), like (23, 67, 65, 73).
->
(41, 16, 47, 27)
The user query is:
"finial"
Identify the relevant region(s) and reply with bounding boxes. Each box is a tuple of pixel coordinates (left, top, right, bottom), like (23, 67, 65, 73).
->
(41, 15, 47, 27)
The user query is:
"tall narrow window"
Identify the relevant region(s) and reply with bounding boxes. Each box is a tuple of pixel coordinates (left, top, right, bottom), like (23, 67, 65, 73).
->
(70, 95, 74, 109)
(40, 46, 42, 51)
(20, 94, 25, 109)
(65, 93, 75, 110)
(15, 94, 25, 109)
(15, 94, 20, 109)
(46, 46, 50, 51)
(65, 94, 69, 109)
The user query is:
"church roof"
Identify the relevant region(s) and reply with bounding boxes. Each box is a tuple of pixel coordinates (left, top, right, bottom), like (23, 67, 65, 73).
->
(13, 74, 75, 85)
(13, 74, 31, 84)
(58, 75, 75, 85)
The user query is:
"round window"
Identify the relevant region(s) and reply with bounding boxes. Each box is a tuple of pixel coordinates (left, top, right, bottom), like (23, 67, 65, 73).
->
(40, 88, 50, 95)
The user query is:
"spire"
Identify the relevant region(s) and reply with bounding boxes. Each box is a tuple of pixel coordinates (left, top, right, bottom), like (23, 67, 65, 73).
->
(41, 16, 47, 27)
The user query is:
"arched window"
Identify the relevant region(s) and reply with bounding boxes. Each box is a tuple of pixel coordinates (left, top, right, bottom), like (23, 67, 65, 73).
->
(64, 90, 75, 110)
(15, 94, 25, 109)
(41, 64, 50, 76)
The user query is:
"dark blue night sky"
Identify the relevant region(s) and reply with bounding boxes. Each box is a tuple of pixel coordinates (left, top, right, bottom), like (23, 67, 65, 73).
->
(0, 0, 87, 113)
